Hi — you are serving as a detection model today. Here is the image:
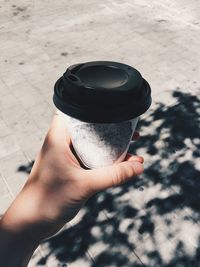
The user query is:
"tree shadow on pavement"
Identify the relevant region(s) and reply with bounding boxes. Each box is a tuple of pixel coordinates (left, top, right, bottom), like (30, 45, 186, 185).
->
(17, 160, 34, 173)
(18, 90, 200, 267)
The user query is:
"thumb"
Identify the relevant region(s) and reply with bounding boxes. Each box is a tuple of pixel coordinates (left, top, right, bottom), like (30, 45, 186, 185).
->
(86, 156, 144, 193)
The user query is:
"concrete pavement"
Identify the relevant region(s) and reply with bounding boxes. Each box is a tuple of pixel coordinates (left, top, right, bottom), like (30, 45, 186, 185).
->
(0, 0, 200, 266)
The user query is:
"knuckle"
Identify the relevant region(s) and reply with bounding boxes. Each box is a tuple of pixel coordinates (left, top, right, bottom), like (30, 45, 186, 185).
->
(113, 163, 137, 186)
(127, 163, 136, 178)
(44, 132, 53, 146)
(112, 165, 125, 186)
(43, 130, 58, 149)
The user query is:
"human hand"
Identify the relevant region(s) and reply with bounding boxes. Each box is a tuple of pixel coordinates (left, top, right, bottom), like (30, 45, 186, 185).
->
(1, 114, 144, 241)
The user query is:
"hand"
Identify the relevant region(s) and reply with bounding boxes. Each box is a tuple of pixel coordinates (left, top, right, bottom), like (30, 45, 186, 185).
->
(1, 114, 144, 241)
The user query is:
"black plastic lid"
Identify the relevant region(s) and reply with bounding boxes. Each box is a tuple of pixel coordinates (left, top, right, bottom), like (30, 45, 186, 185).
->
(53, 61, 152, 123)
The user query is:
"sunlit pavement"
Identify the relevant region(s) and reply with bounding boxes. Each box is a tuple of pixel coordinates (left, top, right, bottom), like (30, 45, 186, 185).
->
(0, 0, 200, 266)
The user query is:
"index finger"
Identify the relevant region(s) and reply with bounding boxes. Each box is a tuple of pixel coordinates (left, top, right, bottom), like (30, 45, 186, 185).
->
(48, 113, 71, 145)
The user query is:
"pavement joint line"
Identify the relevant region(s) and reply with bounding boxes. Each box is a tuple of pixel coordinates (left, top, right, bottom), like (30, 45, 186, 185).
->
(0, 148, 21, 162)
(0, 173, 15, 200)
(1, 0, 200, 265)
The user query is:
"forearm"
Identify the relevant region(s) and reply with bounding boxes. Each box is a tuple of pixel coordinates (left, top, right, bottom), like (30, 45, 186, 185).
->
(0, 181, 65, 267)
(0, 218, 39, 267)
(0, 184, 51, 267)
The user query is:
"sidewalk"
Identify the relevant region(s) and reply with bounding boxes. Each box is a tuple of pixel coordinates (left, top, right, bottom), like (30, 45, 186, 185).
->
(0, 0, 200, 266)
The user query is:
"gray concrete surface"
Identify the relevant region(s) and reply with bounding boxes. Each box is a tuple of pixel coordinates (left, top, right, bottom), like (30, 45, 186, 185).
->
(0, 0, 200, 266)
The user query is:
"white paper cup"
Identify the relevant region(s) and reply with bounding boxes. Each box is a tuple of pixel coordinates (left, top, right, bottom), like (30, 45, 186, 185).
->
(57, 110, 138, 169)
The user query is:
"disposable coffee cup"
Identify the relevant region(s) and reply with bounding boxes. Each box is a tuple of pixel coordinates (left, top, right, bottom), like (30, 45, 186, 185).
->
(53, 61, 151, 169)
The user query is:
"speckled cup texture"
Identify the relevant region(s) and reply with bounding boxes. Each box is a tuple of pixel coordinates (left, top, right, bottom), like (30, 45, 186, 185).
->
(57, 110, 138, 169)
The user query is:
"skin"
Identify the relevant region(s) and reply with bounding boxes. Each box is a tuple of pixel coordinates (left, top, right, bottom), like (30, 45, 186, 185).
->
(0, 114, 144, 267)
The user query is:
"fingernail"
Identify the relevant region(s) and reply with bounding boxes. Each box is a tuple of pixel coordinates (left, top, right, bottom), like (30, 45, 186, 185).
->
(128, 155, 144, 163)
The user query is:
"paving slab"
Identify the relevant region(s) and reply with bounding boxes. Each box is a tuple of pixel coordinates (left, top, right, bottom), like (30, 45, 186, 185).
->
(0, 0, 200, 266)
